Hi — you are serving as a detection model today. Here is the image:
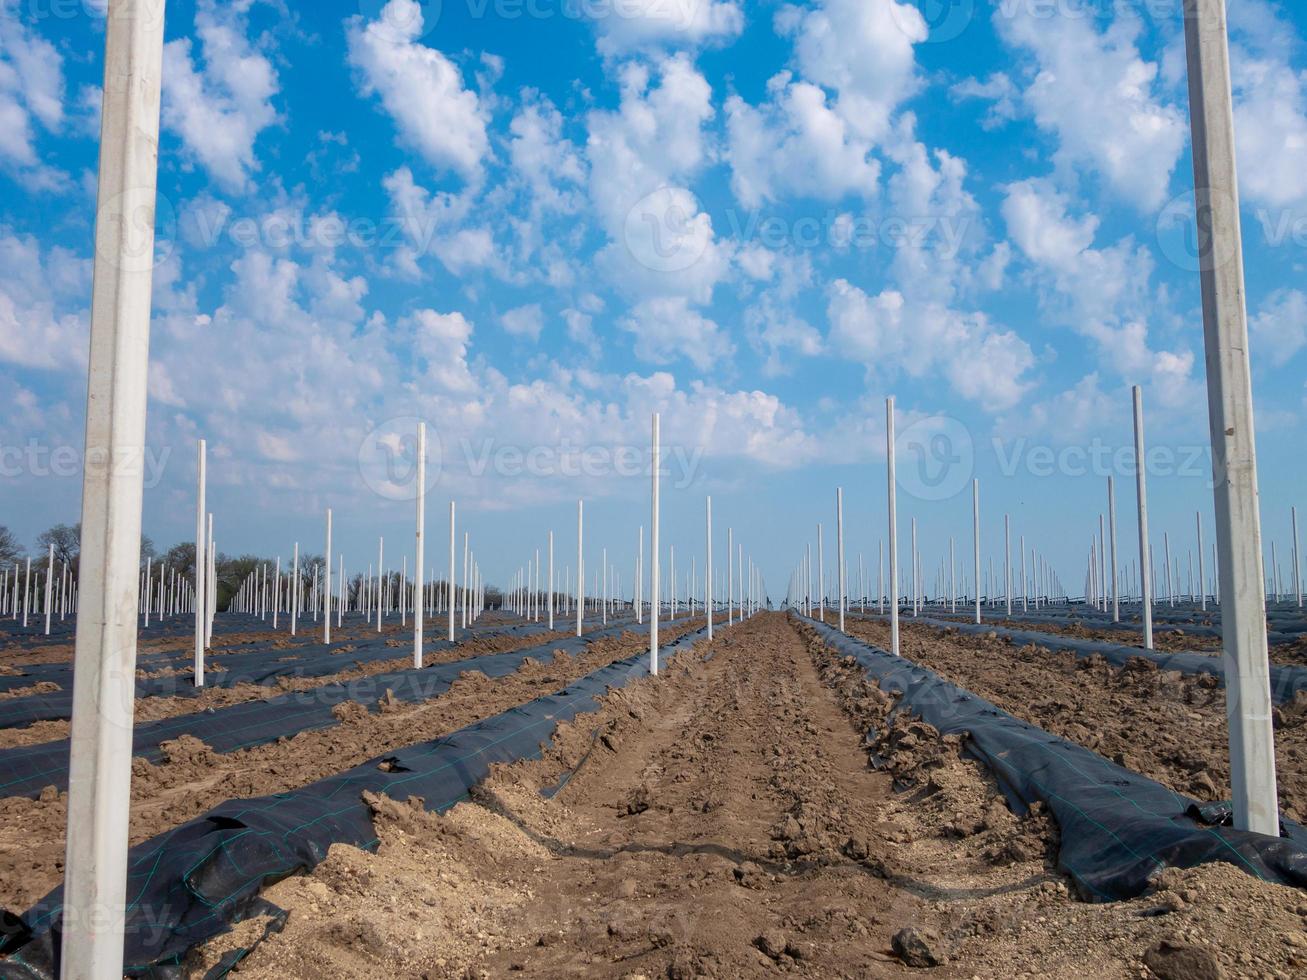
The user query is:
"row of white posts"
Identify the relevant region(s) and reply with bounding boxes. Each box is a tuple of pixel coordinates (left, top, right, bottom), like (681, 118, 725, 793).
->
(50, 1, 1279, 973)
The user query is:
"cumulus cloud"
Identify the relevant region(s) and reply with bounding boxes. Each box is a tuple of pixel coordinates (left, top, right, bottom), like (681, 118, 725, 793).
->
(826, 280, 1034, 412)
(777, 0, 926, 142)
(1001, 179, 1200, 409)
(1250, 289, 1307, 367)
(994, 4, 1185, 210)
(500, 303, 545, 342)
(0, 229, 88, 371)
(725, 72, 879, 208)
(0, 3, 68, 188)
(346, 0, 488, 181)
(162, 0, 280, 193)
(618, 296, 733, 371)
(588, 0, 743, 57)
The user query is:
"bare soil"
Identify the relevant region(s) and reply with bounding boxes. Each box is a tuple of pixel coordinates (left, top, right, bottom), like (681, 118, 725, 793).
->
(0, 619, 704, 915)
(186, 614, 1307, 979)
(844, 619, 1307, 824)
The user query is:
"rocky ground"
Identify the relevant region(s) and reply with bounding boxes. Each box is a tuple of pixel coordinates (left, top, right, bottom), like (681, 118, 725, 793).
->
(185, 613, 1307, 979)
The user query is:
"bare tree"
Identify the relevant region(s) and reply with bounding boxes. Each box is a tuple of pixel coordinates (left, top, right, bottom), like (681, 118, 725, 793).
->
(0, 526, 23, 566)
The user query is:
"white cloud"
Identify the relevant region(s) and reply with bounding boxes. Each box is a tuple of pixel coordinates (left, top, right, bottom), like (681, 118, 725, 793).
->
(725, 72, 879, 208)
(1251, 289, 1307, 367)
(500, 303, 545, 342)
(0, 4, 68, 187)
(826, 280, 1034, 412)
(1229, 4, 1307, 210)
(508, 94, 586, 215)
(586, 56, 730, 335)
(778, 0, 926, 142)
(619, 296, 733, 371)
(1001, 178, 1099, 271)
(1000, 179, 1200, 409)
(994, 5, 1185, 210)
(0, 229, 87, 371)
(161, 0, 279, 193)
(346, 0, 488, 181)
(589, 0, 743, 57)
(950, 73, 1019, 130)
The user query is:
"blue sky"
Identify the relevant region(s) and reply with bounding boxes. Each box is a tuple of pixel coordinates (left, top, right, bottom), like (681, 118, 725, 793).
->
(2, 0, 1307, 600)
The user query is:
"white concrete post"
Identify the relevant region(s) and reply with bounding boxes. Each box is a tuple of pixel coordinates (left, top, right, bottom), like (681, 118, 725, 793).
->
(577, 500, 584, 637)
(324, 509, 333, 645)
(448, 503, 456, 642)
(548, 530, 555, 630)
(817, 523, 825, 623)
(887, 397, 900, 656)
(1182, 0, 1279, 835)
(194, 440, 206, 684)
(1198, 512, 1207, 612)
(650, 413, 661, 674)
(291, 542, 300, 636)
(1108, 478, 1120, 621)
(972, 479, 981, 625)
(837, 487, 846, 632)
(706, 496, 713, 640)
(61, 0, 167, 970)
(44, 543, 54, 636)
(1133, 387, 1154, 649)
(1294, 506, 1302, 608)
(414, 422, 425, 668)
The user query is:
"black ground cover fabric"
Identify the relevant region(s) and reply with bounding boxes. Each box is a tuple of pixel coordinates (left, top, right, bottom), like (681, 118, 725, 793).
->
(0, 620, 566, 726)
(0, 625, 712, 979)
(851, 613, 1307, 705)
(0, 620, 650, 800)
(803, 617, 1307, 903)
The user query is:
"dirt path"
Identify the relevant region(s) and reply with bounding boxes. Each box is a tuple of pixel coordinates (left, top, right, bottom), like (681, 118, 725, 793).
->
(0, 619, 704, 914)
(844, 618, 1307, 824)
(188, 614, 1307, 978)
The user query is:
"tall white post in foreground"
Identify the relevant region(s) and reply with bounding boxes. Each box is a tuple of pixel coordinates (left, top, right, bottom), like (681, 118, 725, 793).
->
(548, 530, 555, 630)
(1108, 478, 1120, 622)
(650, 413, 661, 674)
(1133, 387, 1154, 649)
(195, 440, 206, 685)
(972, 480, 981, 625)
(324, 508, 333, 645)
(706, 496, 713, 640)
(44, 543, 54, 636)
(448, 502, 456, 642)
(62, 1, 167, 972)
(886, 398, 900, 656)
(837, 488, 846, 632)
(1293, 506, 1302, 608)
(1183, 0, 1279, 835)
(576, 500, 584, 637)
(413, 422, 425, 668)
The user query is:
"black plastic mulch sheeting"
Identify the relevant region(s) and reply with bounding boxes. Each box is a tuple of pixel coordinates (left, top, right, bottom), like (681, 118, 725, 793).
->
(801, 616, 1307, 902)
(854, 614, 1307, 706)
(908, 607, 1302, 645)
(0, 626, 712, 979)
(0, 620, 652, 800)
(0, 620, 573, 726)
